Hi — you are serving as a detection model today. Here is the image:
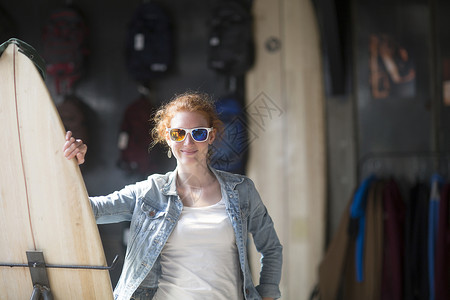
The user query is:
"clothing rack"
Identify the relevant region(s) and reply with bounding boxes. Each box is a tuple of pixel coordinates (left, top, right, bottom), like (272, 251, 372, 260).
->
(358, 151, 450, 182)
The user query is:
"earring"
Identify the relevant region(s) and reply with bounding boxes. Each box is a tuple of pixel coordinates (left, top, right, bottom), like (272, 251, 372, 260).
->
(167, 148, 172, 158)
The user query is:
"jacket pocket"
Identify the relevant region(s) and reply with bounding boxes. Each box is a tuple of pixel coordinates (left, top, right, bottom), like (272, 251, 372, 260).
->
(138, 201, 167, 231)
(128, 200, 167, 249)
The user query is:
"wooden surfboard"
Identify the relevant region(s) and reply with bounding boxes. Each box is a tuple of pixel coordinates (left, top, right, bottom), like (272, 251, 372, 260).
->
(0, 41, 113, 299)
(245, 0, 326, 299)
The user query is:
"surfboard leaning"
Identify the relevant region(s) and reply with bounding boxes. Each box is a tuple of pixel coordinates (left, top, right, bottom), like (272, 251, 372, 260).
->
(0, 41, 113, 299)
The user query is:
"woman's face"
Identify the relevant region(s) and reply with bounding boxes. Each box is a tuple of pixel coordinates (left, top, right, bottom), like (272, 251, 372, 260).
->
(166, 110, 215, 167)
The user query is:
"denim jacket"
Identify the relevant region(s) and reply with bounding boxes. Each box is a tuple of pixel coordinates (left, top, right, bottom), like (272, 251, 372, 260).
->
(90, 167, 283, 300)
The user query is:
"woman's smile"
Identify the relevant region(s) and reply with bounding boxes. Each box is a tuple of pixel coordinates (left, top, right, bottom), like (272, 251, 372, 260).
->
(181, 149, 197, 155)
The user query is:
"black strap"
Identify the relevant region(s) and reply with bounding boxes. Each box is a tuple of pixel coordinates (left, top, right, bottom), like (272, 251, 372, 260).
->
(0, 38, 46, 80)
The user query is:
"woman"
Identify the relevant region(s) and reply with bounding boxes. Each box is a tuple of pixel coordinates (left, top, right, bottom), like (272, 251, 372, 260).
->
(64, 92, 282, 300)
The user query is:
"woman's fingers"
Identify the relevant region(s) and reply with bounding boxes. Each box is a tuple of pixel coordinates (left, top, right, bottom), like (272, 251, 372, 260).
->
(65, 130, 72, 141)
(76, 152, 85, 165)
(63, 131, 87, 165)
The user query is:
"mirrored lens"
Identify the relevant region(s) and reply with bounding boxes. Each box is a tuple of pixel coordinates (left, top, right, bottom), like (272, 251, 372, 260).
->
(170, 129, 186, 142)
(192, 128, 208, 141)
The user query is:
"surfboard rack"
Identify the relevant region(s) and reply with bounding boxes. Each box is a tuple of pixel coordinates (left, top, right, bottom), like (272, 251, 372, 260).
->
(0, 250, 119, 300)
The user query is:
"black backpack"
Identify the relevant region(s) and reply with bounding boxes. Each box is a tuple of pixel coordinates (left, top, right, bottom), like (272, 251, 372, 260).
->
(125, 2, 173, 83)
(42, 7, 89, 94)
(207, 1, 254, 76)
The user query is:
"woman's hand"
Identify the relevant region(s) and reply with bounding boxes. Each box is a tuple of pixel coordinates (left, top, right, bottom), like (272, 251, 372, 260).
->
(63, 131, 87, 165)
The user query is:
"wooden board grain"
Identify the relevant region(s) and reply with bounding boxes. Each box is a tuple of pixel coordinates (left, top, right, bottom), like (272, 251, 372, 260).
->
(245, 0, 327, 299)
(0, 43, 113, 299)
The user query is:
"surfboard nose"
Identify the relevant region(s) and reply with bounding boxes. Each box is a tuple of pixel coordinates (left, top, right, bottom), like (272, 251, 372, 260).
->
(0, 38, 46, 80)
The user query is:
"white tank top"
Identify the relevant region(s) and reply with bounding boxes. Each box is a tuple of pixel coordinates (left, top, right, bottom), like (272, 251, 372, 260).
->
(153, 199, 243, 300)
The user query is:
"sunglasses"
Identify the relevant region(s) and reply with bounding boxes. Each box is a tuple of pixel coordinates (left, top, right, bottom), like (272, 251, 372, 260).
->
(166, 127, 213, 142)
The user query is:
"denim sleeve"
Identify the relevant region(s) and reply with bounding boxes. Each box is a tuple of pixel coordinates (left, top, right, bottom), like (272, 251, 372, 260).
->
(90, 183, 141, 224)
(245, 179, 283, 299)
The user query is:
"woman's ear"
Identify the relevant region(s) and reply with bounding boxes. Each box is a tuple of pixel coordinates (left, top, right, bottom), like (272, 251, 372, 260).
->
(209, 128, 217, 144)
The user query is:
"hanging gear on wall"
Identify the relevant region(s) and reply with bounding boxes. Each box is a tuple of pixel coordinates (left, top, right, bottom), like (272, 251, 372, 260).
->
(42, 6, 89, 95)
(210, 93, 249, 174)
(117, 95, 167, 177)
(207, 0, 254, 76)
(125, 2, 173, 83)
(57, 94, 93, 147)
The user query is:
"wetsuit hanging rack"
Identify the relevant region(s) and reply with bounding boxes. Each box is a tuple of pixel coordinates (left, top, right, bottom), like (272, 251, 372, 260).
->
(358, 151, 450, 182)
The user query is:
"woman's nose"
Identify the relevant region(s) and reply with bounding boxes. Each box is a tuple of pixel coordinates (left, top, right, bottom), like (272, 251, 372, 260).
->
(184, 133, 195, 145)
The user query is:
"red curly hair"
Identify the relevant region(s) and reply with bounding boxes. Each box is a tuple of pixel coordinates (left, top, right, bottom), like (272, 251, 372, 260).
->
(151, 91, 223, 148)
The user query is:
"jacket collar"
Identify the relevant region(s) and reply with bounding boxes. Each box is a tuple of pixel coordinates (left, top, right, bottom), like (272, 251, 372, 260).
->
(161, 168, 178, 196)
(210, 167, 244, 191)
